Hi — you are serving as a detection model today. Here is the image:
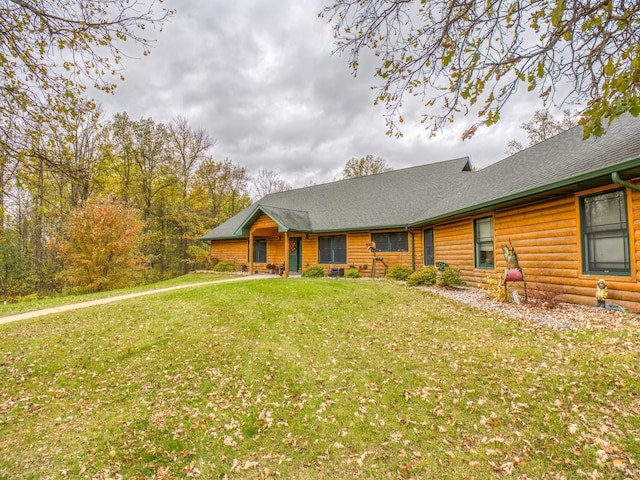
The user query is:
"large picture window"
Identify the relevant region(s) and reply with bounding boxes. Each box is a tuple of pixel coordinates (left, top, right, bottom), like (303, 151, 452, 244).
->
(318, 235, 347, 264)
(253, 239, 267, 263)
(371, 232, 408, 252)
(474, 217, 494, 269)
(424, 228, 434, 266)
(580, 189, 630, 275)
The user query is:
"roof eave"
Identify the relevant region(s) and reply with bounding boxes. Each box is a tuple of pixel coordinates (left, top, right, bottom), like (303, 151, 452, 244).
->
(410, 156, 640, 227)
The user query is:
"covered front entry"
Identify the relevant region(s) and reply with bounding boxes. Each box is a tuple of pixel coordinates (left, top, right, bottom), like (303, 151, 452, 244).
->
(289, 237, 301, 274)
(240, 205, 311, 278)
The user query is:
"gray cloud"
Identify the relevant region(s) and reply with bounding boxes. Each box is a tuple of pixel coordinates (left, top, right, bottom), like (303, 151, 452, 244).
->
(97, 0, 547, 187)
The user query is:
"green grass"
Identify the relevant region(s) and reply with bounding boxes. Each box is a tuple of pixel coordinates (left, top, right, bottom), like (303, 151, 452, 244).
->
(1, 278, 638, 479)
(0, 272, 238, 317)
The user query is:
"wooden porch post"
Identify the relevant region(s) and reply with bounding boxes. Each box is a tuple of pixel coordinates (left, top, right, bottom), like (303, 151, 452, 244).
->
(248, 231, 254, 276)
(283, 231, 290, 278)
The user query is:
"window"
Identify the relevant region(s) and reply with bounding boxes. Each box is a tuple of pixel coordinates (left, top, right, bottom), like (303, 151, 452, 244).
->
(474, 217, 494, 268)
(253, 239, 267, 263)
(318, 235, 346, 264)
(371, 232, 408, 252)
(424, 228, 434, 266)
(580, 189, 630, 275)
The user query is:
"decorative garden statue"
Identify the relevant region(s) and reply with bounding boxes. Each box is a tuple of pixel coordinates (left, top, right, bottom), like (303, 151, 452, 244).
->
(503, 240, 520, 270)
(502, 240, 527, 301)
(366, 241, 387, 278)
(596, 279, 608, 308)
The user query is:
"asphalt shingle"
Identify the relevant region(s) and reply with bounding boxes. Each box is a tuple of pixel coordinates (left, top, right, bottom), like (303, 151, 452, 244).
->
(202, 115, 640, 240)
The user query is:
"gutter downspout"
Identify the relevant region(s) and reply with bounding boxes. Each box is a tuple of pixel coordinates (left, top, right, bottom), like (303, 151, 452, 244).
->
(612, 172, 640, 192)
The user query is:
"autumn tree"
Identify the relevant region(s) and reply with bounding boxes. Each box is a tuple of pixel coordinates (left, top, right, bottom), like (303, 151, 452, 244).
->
(0, 228, 32, 303)
(0, 0, 173, 157)
(102, 113, 138, 204)
(101, 114, 176, 276)
(0, 108, 112, 294)
(130, 118, 173, 220)
(251, 169, 293, 199)
(168, 117, 215, 274)
(101, 114, 227, 279)
(52, 197, 146, 292)
(0, 140, 18, 231)
(62, 107, 107, 208)
(342, 155, 392, 179)
(505, 109, 579, 155)
(196, 158, 251, 227)
(2, 108, 254, 297)
(322, 0, 640, 139)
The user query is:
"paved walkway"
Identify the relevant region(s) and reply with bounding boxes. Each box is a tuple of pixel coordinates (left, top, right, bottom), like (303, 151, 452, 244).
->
(0, 275, 277, 326)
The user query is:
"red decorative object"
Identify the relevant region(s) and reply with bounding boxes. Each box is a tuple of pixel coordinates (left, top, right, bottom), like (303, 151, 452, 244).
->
(504, 268, 524, 282)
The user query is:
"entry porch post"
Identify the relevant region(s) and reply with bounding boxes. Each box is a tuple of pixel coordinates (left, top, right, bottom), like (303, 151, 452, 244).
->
(248, 231, 254, 276)
(283, 231, 290, 278)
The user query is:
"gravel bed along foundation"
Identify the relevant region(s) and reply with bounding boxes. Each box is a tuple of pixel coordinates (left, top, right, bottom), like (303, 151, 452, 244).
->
(423, 285, 639, 331)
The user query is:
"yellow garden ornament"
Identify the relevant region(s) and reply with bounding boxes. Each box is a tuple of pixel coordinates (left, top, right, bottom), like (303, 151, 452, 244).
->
(596, 279, 608, 308)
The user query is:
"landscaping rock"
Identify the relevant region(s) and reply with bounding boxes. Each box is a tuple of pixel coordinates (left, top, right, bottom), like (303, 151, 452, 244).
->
(423, 286, 638, 331)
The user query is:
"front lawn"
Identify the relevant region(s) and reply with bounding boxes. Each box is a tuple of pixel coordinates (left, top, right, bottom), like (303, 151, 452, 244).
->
(0, 279, 638, 478)
(0, 272, 238, 317)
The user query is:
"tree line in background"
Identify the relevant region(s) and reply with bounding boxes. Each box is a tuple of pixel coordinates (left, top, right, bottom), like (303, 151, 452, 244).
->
(0, 111, 268, 301)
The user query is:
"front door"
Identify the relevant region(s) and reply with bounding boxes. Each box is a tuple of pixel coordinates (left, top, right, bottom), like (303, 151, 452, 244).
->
(289, 237, 301, 273)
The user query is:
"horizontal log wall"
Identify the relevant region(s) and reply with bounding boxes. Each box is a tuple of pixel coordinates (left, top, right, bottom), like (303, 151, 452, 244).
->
(265, 239, 284, 269)
(251, 214, 278, 232)
(301, 235, 317, 271)
(345, 231, 371, 271)
(348, 231, 411, 276)
(494, 195, 577, 301)
(433, 219, 478, 282)
(634, 187, 640, 287)
(490, 187, 639, 311)
(299, 231, 418, 276)
(210, 240, 248, 267)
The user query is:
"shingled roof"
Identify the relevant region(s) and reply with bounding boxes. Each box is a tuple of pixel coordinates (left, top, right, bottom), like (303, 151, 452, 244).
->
(202, 114, 640, 241)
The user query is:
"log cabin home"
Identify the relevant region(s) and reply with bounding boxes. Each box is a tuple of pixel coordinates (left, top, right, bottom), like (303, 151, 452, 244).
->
(202, 115, 640, 312)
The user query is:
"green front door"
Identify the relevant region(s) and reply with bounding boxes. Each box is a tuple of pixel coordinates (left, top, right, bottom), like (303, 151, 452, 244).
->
(289, 237, 301, 273)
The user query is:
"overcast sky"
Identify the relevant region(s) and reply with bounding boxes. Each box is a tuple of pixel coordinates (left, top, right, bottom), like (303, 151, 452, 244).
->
(96, 0, 550, 188)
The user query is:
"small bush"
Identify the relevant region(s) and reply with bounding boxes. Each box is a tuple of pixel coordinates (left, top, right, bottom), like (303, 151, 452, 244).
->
(386, 265, 412, 281)
(302, 265, 325, 278)
(213, 260, 236, 272)
(527, 283, 561, 309)
(344, 268, 362, 278)
(406, 266, 437, 287)
(485, 274, 508, 302)
(437, 267, 465, 288)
